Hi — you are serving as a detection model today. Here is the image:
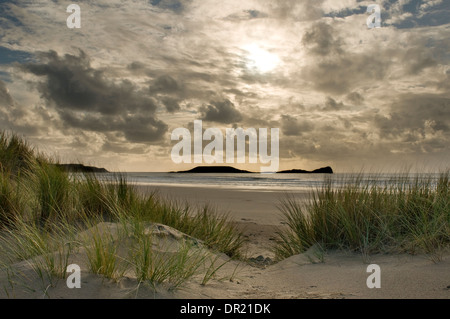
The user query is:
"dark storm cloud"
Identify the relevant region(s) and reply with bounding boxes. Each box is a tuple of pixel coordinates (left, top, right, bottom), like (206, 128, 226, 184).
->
(346, 92, 365, 105)
(160, 96, 181, 113)
(276, 93, 449, 164)
(149, 75, 181, 94)
(20, 50, 159, 115)
(374, 94, 450, 147)
(302, 22, 343, 56)
(199, 99, 243, 124)
(127, 61, 148, 73)
(281, 115, 314, 136)
(19, 50, 168, 143)
(403, 46, 437, 75)
(322, 97, 344, 111)
(60, 111, 168, 143)
(102, 141, 148, 155)
(303, 54, 389, 95)
(299, 11, 446, 96)
(299, 21, 393, 96)
(128, 60, 231, 105)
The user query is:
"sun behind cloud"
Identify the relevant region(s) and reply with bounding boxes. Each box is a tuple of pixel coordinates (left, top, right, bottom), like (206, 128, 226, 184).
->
(243, 44, 280, 73)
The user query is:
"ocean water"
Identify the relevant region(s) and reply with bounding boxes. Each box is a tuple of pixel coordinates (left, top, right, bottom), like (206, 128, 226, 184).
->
(93, 172, 443, 192)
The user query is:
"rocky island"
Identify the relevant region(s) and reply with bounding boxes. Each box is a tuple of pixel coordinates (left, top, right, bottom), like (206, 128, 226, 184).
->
(172, 166, 333, 174)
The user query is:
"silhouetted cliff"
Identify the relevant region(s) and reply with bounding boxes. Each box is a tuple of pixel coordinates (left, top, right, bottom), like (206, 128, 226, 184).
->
(55, 164, 109, 173)
(278, 166, 333, 174)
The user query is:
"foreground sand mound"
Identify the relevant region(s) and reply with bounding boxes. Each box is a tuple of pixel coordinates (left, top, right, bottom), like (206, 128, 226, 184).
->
(0, 222, 234, 299)
(0, 222, 448, 299)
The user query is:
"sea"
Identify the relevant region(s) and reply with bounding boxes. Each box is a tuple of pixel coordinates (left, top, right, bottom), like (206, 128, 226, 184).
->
(92, 172, 444, 192)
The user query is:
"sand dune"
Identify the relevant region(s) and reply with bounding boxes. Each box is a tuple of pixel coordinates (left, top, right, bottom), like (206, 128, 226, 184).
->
(1, 220, 448, 299)
(0, 185, 448, 299)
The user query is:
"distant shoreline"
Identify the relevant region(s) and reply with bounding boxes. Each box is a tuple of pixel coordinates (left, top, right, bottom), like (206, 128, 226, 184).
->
(171, 165, 333, 174)
(59, 164, 334, 174)
(55, 163, 109, 173)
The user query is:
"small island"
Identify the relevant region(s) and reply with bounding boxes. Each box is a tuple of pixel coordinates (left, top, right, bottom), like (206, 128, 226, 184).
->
(172, 165, 333, 174)
(172, 166, 252, 174)
(277, 166, 333, 174)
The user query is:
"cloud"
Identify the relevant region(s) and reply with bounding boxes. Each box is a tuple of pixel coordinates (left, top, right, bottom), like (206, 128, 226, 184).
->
(60, 111, 168, 143)
(0, 0, 448, 171)
(149, 75, 181, 94)
(0, 80, 14, 107)
(0, 80, 41, 136)
(20, 50, 158, 115)
(102, 140, 149, 155)
(199, 99, 243, 123)
(225, 9, 268, 21)
(281, 115, 314, 136)
(322, 97, 344, 111)
(302, 53, 389, 95)
(346, 91, 364, 104)
(19, 50, 168, 143)
(302, 22, 343, 56)
(374, 94, 450, 141)
(161, 96, 181, 112)
(403, 46, 437, 75)
(267, 0, 324, 21)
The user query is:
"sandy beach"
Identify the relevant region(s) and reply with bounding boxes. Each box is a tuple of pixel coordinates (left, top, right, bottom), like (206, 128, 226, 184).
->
(139, 185, 450, 299)
(137, 185, 310, 259)
(0, 184, 448, 299)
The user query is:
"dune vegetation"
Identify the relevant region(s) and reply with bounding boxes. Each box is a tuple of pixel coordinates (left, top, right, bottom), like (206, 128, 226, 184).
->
(0, 131, 244, 294)
(274, 172, 450, 262)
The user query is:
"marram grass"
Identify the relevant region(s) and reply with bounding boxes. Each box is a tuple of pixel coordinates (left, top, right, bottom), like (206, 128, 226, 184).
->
(274, 172, 450, 262)
(0, 131, 244, 294)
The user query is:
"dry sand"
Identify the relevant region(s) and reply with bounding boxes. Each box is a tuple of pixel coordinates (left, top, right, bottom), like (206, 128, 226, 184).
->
(0, 185, 448, 299)
(139, 185, 308, 259)
(140, 185, 450, 299)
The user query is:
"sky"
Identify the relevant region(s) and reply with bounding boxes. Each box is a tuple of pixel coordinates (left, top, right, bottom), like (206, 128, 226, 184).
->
(0, 0, 449, 172)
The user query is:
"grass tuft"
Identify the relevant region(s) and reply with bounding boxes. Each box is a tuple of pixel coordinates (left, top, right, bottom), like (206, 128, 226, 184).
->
(0, 130, 244, 294)
(274, 172, 450, 262)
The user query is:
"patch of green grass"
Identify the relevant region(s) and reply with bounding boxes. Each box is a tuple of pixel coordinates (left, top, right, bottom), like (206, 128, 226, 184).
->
(33, 162, 75, 225)
(0, 132, 36, 176)
(0, 169, 20, 227)
(82, 225, 126, 281)
(0, 219, 77, 290)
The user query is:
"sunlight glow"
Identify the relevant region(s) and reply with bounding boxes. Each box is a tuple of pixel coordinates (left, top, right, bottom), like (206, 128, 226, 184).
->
(244, 44, 280, 73)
